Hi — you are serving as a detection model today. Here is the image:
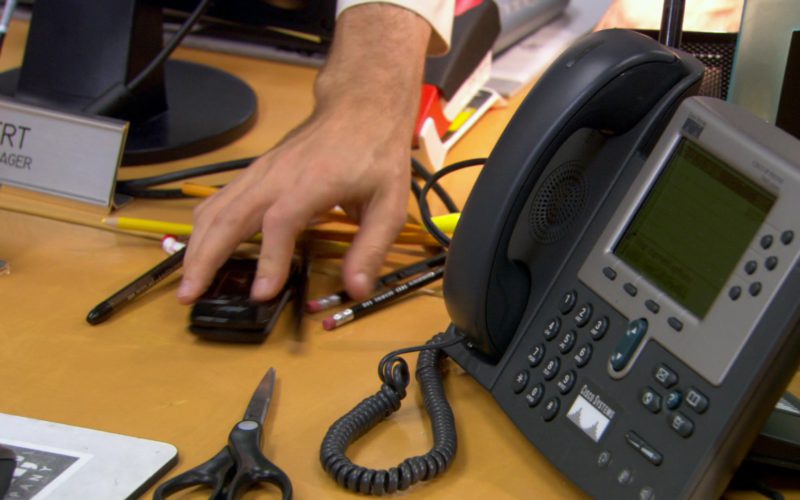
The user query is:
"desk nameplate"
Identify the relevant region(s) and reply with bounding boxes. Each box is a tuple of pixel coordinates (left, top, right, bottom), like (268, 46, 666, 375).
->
(0, 97, 128, 208)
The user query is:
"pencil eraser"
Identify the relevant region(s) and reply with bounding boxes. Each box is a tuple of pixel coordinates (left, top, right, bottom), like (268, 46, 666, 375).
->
(322, 317, 336, 331)
(305, 300, 323, 314)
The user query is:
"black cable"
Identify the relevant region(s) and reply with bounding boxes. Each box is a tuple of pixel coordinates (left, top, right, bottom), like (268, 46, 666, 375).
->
(114, 157, 254, 198)
(84, 0, 212, 116)
(418, 157, 487, 248)
(128, 0, 211, 92)
(411, 157, 459, 214)
(320, 332, 466, 495)
(116, 187, 186, 199)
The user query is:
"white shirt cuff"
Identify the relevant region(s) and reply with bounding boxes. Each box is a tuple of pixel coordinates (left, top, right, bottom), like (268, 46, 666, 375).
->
(336, 0, 454, 55)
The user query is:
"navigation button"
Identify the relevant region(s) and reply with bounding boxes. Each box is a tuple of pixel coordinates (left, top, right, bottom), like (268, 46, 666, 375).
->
(610, 318, 648, 372)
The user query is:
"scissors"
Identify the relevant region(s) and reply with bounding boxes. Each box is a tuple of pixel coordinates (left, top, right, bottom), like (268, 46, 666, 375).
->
(154, 367, 292, 499)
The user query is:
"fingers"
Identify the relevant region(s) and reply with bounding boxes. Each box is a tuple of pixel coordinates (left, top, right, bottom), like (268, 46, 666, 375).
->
(251, 180, 338, 301)
(178, 168, 269, 304)
(341, 192, 408, 300)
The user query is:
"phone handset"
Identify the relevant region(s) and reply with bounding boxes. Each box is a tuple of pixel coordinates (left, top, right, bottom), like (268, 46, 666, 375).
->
(444, 29, 704, 362)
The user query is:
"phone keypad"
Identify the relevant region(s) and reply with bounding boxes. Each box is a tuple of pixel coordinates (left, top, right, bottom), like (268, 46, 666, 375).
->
(511, 288, 613, 424)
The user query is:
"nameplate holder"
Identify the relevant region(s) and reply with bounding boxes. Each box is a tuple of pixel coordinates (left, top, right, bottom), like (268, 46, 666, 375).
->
(0, 96, 128, 211)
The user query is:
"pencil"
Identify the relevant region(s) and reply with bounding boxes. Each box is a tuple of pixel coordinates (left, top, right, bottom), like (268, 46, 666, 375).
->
(102, 217, 455, 246)
(321, 266, 444, 331)
(86, 247, 186, 325)
(306, 253, 446, 312)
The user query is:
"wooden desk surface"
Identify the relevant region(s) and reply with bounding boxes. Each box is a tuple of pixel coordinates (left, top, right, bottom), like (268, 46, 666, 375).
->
(1, 20, 798, 500)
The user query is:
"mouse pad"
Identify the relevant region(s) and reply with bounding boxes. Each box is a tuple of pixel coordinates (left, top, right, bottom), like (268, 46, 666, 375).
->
(0, 413, 177, 499)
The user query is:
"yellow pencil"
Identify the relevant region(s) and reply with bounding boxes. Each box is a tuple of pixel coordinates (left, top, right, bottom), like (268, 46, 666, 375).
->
(103, 216, 449, 246)
(180, 183, 453, 233)
(103, 217, 194, 236)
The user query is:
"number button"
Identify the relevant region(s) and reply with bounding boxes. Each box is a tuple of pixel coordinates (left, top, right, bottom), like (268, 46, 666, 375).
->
(573, 303, 592, 327)
(525, 383, 545, 407)
(558, 330, 577, 354)
(512, 370, 529, 394)
(543, 317, 561, 341)
(528, 344, 546, 367)
(542, 357, 561, 381)
(559, 290, 577, 314)
(590, 316, 609, 340)
(543, 397, 560, 421)
(573, 344, 593, 367)
(556, 370, 576, 395)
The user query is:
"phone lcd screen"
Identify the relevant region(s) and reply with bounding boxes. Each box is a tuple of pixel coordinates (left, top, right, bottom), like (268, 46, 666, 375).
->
(614, 139, 775, 318)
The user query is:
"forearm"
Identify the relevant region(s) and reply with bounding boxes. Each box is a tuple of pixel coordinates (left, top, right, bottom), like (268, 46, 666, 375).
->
(314, 4, 432, 143)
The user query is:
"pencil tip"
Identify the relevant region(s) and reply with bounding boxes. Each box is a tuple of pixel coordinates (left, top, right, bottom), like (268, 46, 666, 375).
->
(86, 302, 112, 325)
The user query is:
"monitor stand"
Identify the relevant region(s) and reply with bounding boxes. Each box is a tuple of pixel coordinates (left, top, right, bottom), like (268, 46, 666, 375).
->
(0, 0, 257, 166)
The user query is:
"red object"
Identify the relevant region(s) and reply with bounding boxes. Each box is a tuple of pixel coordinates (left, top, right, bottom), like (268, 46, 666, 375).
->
(455, 0, 485, 16)
(414, 84, 450, 145)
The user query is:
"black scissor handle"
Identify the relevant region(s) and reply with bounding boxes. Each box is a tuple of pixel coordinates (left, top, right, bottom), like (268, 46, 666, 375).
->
(153, 447, 233, 500)
(226, 420, 293, 500)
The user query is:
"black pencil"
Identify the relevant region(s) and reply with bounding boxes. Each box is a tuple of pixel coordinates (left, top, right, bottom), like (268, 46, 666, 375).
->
(306, 253, 446, 313)
(86, 247, 186, 325)
(321, 266, 444, 331)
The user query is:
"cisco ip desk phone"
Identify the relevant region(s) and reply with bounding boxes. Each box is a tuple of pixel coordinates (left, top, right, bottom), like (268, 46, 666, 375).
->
(442, 29, 800, 499)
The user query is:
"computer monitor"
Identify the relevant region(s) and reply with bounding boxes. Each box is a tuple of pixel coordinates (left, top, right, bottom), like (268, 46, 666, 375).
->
(0, 0, 333, 166)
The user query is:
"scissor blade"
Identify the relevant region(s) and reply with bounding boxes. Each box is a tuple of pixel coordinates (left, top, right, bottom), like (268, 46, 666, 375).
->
(243, 367, 276, 424)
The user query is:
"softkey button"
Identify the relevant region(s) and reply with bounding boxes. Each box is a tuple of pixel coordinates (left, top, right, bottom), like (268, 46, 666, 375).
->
(610, 318, 648, 372)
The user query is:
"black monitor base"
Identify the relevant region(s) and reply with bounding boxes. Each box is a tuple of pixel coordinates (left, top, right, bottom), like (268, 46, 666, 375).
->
(0, 59, 258, 166)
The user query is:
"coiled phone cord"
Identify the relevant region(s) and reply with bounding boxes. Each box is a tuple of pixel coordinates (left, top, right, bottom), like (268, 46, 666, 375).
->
(319, 332, 465, 495)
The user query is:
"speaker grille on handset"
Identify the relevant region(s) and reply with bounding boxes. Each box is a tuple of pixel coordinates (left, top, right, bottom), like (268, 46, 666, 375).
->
(529, 161, 587, 243)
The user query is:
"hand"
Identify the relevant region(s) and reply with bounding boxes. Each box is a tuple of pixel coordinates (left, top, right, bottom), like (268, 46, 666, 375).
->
(177, 4, 432, 304)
